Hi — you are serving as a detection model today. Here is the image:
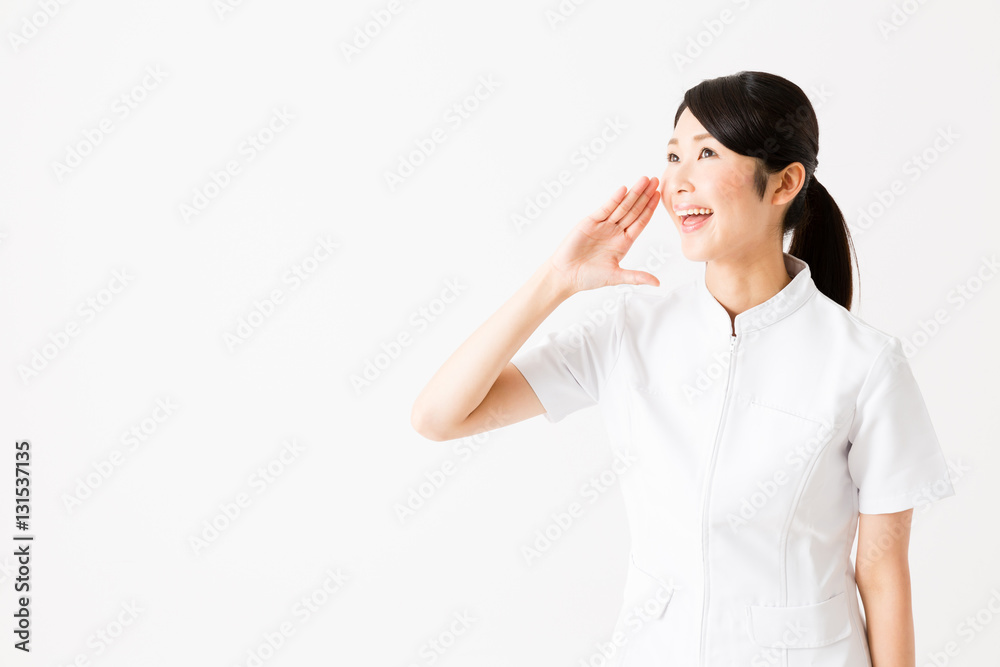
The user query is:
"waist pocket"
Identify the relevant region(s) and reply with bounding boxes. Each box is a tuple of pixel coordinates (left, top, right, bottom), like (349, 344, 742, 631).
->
(746, 591, 852, 649)
(622, 552, 675, 620)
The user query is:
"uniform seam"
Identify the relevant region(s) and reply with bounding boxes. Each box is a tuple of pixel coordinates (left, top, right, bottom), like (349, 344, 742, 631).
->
(745, 283, 819, 333)
(779, 425, 827, 667)
(620, 292, 636, 467)
(749, 397, 827, 425)
(847, 337, 894, 443)
(848, 487, 874, 666)
(781, 419, 843, 607)
(848, 589, 871, 665)
(630, 552, 676, 600)
(858, 470, 953, 513)
(812, 286, 898, 346)
(597, 290, 629, 400)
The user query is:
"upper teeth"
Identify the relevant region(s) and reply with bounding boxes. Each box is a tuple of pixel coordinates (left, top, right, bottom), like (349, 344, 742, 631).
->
(678, 208, 713, 216)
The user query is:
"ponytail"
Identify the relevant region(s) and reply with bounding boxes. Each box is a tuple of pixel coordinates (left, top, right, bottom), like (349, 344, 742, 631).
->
(787, 176, 856, 311)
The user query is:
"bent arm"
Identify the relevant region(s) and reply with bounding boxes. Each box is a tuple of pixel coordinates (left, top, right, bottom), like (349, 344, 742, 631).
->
(410, 261, 571, 441)
(856, 508, 915, 667)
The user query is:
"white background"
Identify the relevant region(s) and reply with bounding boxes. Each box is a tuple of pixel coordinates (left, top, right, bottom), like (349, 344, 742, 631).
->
(1, 0, 997, 665)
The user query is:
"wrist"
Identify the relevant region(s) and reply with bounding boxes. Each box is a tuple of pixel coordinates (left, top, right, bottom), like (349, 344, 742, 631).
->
(532, 260, 575, 304)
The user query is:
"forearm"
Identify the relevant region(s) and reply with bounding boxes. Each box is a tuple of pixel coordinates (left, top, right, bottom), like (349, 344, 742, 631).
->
(857, 565, 915, 667)
(411, 261, 571, 436)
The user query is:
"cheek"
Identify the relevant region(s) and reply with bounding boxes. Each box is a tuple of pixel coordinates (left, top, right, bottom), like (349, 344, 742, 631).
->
(719, 169, 753, 195)
(716, 166, 755, 201)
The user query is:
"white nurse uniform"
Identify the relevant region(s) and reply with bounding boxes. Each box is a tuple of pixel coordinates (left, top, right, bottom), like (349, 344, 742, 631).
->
(510, 252, 956, 666)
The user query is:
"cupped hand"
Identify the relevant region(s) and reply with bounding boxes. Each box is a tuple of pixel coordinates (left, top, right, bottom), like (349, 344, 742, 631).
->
(547, 175, 662, 295)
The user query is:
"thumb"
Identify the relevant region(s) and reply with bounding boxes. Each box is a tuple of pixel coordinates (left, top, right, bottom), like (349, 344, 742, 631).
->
(615, 269, 660, 288)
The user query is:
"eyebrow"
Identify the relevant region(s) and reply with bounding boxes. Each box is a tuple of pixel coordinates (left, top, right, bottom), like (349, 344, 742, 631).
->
(667, 132, 715, 146)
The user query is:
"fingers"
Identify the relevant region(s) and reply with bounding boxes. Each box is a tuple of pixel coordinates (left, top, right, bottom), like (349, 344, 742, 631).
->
(590, 185, 628, 223)
(606, 176, 652, 225)
(616, 177, 659, 229)
(608, 176, 659, 228)
(624, 188, 660, 240)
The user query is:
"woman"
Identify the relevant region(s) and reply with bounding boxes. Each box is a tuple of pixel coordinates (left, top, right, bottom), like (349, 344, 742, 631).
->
(410, 71, 955, 666)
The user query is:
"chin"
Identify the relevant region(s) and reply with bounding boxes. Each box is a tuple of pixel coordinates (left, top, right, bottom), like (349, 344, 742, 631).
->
(676, 239, 714, 263)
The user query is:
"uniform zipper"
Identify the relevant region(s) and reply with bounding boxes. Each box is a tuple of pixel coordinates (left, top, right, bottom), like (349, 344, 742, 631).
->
(699, 331, 738, 665)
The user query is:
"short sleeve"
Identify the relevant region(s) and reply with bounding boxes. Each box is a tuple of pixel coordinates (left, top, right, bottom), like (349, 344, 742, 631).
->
(847, 336, 956, 514)
(510, 290, 628, 424)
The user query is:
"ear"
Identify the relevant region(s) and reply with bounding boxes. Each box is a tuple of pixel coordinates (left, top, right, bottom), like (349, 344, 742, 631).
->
(770, 162, 807, 207)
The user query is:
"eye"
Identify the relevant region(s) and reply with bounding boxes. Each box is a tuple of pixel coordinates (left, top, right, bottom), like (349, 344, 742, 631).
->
(666, 147, 717, 161)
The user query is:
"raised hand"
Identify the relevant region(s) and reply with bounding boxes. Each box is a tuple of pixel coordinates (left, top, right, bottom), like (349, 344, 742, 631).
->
(546, 175, 661, 295)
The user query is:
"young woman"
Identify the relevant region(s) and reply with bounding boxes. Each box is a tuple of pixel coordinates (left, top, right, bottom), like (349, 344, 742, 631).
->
(411, 71, 955, 667)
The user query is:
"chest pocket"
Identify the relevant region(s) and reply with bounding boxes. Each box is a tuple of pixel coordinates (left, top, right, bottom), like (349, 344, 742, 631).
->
(707, 394, 836, 519)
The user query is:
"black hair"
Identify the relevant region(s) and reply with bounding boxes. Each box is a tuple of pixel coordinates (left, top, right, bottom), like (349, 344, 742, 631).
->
(674, 71, 856, 311)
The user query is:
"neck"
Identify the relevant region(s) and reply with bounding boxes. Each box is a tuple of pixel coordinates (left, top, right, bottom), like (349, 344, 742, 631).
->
(704, 251, 793, 335)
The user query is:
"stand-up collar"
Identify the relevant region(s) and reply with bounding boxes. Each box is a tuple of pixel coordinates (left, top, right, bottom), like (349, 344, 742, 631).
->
(696, 252, 818, 335)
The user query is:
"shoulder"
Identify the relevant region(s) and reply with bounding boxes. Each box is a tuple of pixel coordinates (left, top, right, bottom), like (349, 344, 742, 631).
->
(808, 288, 899, 357)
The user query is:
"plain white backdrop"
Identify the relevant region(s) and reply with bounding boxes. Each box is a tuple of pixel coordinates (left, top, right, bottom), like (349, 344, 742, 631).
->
(1, 0, 998, 665)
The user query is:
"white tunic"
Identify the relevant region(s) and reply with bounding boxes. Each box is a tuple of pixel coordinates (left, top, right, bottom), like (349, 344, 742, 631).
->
(510, 252, 956, 666)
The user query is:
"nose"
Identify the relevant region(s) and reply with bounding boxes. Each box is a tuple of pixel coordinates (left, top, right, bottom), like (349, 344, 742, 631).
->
(660, 167, 694, 211)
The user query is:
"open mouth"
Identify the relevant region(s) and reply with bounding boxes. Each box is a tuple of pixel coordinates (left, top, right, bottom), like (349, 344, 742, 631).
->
(681, 212, 713, 226)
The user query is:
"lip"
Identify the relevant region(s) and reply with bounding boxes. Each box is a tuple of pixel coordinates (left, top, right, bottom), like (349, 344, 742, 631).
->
(680, 212, 712, 233)
(673, 203, 713, 213)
